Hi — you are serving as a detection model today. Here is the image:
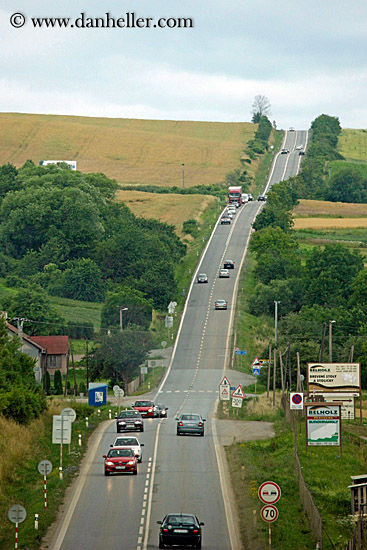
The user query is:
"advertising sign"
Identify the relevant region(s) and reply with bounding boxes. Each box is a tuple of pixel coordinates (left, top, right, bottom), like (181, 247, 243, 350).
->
(307, 363, 360, 392)
(306, 403, 341, 447)
(319, 393, 355, 420)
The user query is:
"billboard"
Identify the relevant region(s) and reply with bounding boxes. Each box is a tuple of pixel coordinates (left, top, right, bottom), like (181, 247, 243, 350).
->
(306, 403, 341, 447)
(307, 363, 360, 393)
(40, 160, 77, 171)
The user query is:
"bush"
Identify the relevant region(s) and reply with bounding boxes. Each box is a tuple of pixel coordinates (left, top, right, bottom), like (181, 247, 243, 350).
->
(0, 386, 47, 424)
(182, 219, 199, 237)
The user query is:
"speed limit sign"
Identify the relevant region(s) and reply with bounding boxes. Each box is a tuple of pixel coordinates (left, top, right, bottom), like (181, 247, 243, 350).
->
(261, 504, 279, 523)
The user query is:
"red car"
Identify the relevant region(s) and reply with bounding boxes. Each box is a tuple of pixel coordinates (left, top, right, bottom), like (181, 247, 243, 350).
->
(103, 447, 137, 476)
(132, 400, 155, 418)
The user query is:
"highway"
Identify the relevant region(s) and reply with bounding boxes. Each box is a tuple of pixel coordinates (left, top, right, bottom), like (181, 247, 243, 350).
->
(48, 129, 308, 550)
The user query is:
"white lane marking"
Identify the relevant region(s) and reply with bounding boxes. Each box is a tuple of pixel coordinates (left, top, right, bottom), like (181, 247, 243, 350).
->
(142, 424, 162, 550)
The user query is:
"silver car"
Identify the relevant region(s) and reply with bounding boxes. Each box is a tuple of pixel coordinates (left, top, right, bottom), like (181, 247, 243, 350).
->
(176, 413, 206, 436)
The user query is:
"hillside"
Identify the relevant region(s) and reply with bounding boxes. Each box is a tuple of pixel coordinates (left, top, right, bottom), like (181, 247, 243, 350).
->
(338, 128, 367, 162)
(0, 112, 255, 187)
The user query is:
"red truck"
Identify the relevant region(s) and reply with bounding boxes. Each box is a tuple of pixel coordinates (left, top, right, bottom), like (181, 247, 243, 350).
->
(228, 186, 242, 207)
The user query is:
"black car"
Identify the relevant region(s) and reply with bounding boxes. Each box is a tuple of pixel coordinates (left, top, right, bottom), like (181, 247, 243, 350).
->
(257, 195, 266, 201)
(248, 193, 253, 201)
(116, 409, 144, 433)
(299, 150, 305, 156)
(157, 514, 204, 549)
(154, 403, 168, 418)
(223, 260, 235, 269)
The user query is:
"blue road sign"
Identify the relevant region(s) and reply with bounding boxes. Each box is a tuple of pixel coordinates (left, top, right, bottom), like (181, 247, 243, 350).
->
(235, 350, 241, 355)
(240, 351, 247, 355)
(230, 386, 236, 391)
(253, 368, 260, 376)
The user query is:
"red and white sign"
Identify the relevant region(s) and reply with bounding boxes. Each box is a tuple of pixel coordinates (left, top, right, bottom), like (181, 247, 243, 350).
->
(261, 504, 279, 523)
(219, 385, 230, 401)
(252, 357, 261, 367)
(231, 384, 245, 399)
(220, 376, 230, 386)
(258, 481, 281, 504)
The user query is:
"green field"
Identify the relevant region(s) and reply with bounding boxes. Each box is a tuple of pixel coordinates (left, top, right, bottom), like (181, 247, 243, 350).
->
(0, 112, 256, 187)
(338, 128, 367, 162)
(49, 296, 103, 331)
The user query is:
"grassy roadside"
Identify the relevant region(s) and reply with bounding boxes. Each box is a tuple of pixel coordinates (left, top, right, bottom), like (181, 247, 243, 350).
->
(0, 401, 114, 550)
(253, 129, 284, 195)
(219, 393, 367, 549)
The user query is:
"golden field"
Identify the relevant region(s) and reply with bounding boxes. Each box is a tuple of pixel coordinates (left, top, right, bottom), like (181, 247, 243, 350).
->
(115, 190, 217, 235)
(0, 112, 255, 187)
(293, 218, 367, 229)
(293, 199, 367, 218)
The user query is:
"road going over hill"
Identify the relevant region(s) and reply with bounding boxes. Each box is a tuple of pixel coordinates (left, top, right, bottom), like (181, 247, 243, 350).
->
(47, 130, 307, 550)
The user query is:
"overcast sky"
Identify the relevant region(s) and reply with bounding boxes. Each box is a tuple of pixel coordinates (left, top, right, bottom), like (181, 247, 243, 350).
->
(1, 0, 367, 129)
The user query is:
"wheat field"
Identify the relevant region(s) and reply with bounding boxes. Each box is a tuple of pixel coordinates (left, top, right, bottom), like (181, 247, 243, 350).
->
(338, 128, 367, 162)
(115, 190, 217, 235)
(293, 199, 367, 218)
(0, 112, 255, 187)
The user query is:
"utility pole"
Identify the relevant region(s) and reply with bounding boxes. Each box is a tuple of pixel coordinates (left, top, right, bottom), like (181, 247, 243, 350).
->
(274, 301, 280, 347)
(329, 320, 336, 362)
(182, 163, 185, 188)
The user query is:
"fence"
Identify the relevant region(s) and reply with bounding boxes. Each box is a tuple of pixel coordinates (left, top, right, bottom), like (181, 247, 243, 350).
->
(281, 394, 323, 548)
(281, 394, 367, 550)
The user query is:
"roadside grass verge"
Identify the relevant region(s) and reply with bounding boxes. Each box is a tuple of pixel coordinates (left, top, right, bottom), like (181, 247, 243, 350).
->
(0, 401, 113, 550)
(233, 250, 274, 372)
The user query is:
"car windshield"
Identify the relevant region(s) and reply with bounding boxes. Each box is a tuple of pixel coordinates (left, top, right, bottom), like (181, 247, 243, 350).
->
(135, 401, 152, 407)
(119, 410, 141, 418)
(108, 449, 134, 457)
(166, 515, 196, 526)
(198, 274, 206, 277)
(181, 414, 200, 421)
(115, 438, 138, 446)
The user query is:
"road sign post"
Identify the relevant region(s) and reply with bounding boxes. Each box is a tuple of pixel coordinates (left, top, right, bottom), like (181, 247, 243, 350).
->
(8, 505, 26, 550)
(38, 460, 52, 509)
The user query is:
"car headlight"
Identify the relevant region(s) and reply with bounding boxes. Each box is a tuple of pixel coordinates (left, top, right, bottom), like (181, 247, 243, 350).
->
(148, 409, 153, 412)
(161, 410, 166, 415)
(127, 460, 135, 465)
(134, 421, 142, 425)
(106, 461, 114, 466)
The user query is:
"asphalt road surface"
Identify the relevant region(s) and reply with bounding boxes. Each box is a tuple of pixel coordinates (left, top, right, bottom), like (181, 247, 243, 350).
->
(46, 131, 307, 550)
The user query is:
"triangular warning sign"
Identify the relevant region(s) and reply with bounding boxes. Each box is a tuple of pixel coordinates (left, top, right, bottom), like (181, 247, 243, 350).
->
(231, 384, 245, 398)
(221, 387, 229, 395)
(220, 376, 230, 386)
(252, 357, 261, 367)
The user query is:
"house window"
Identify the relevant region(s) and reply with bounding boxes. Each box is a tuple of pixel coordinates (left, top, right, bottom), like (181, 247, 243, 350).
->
(47, 355, 61, 368)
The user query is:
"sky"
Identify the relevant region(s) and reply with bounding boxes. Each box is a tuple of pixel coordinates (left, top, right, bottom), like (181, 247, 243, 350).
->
(1, 0, 367, 129)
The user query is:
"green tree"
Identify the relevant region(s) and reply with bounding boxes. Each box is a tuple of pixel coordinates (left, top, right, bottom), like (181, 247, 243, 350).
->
(54, 369, 63, 395)
(101, 287, 153, 330)
(61, 258, 105, 302)
(327, 166, 367, 203)
(2, 284, 66, 335)
(90, 331, 152, 385)
(43, 370, 51, 395)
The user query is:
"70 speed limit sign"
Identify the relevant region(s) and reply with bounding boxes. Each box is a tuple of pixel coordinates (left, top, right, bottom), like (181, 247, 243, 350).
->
(261, 504, 279, 523)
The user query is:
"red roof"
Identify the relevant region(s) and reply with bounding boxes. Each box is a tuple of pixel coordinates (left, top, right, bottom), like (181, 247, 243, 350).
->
(31, 336, 69, 355)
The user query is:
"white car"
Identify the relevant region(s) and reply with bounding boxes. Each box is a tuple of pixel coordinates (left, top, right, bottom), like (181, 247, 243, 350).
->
(111, 436, 144, 463)
(296, 144, 303, 150)
(219, 269, 230, 278)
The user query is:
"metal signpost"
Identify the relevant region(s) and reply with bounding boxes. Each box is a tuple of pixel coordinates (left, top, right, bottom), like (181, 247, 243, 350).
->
(258, 481, 281, 550)
(38, 460, 53, 509)
(219, 376, 231, 401)
(231, 384, 245, 408)
(114, 386, 125, 413)
(61, 407, 76, 454)
(52, 415, 72, 479)
(8, 504, 26, 550)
